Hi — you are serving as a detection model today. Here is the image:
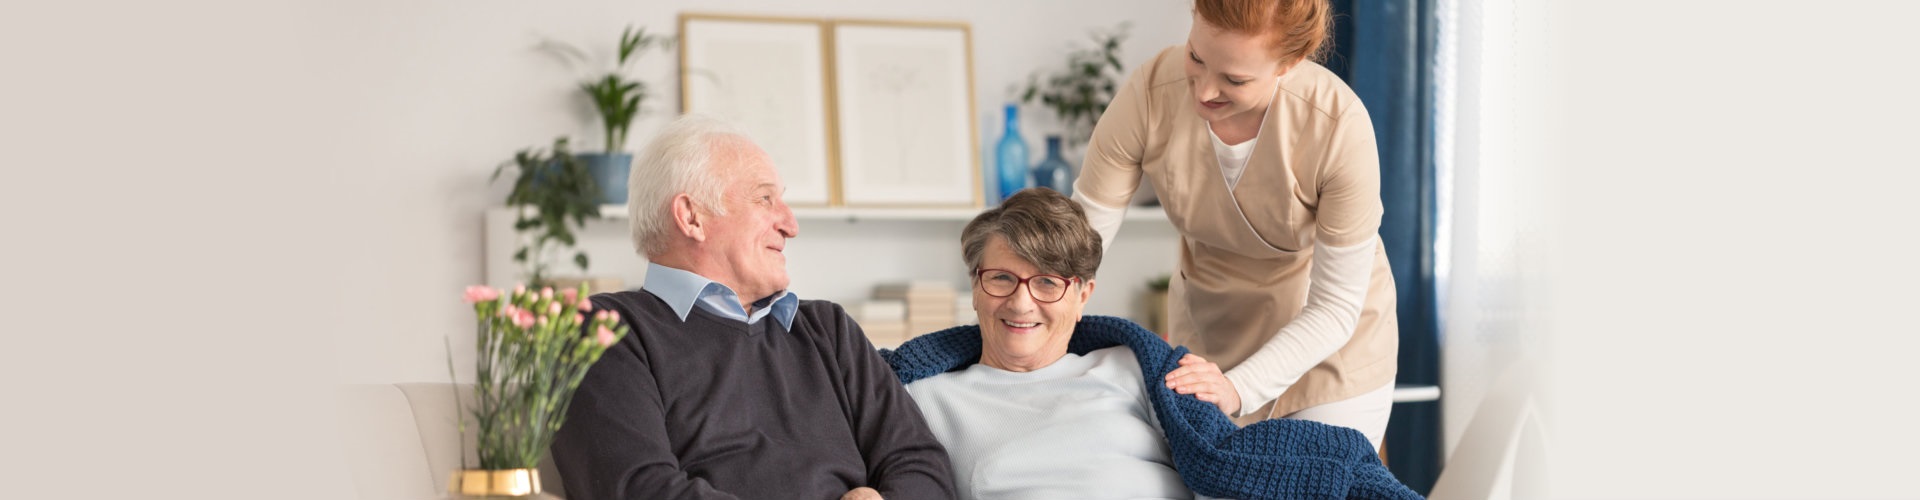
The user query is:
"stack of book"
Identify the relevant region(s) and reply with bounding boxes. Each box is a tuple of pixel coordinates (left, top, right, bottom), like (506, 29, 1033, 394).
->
(849, 299, 908, 348)
(873, 280, 961, 337)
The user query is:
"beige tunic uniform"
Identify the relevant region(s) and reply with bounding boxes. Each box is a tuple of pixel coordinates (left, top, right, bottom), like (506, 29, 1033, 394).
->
(1076, 46, 1399, 421)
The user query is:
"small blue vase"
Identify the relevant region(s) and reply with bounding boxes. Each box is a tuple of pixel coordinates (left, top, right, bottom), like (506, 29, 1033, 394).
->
(1032, 135, 1072, 196)
(578, 152, 633, 205)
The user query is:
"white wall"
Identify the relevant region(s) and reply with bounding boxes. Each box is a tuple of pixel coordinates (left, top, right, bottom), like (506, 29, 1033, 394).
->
(1539, 2, 1920, 497)
(319, 0, 1193, 386)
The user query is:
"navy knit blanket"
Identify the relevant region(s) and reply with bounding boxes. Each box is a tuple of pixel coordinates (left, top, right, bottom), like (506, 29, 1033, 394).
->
(881, 315, 1422, 500)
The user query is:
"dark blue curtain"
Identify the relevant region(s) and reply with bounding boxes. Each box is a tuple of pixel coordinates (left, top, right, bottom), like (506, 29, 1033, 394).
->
(1325, 0, 1442, 494)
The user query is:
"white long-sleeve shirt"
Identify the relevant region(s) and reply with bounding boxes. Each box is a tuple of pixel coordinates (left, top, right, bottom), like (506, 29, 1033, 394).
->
(905, 347, 1202, 499)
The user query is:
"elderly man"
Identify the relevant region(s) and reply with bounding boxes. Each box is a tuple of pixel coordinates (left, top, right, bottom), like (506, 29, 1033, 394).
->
(550, 114, 955, 500)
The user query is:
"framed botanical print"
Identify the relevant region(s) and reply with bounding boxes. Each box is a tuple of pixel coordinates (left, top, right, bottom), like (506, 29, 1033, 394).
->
(828, 20, 980, 208)
(680, 14, 837, 206)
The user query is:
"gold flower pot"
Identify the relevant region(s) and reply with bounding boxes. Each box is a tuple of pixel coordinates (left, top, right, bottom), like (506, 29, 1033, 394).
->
(445, 468, 559, 499)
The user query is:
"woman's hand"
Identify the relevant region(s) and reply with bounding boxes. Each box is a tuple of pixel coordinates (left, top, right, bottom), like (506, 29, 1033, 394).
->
(1165, 353, 1242, 416)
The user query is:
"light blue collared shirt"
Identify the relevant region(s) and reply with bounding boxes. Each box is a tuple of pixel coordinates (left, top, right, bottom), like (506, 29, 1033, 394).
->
(642, 262, 798, 331)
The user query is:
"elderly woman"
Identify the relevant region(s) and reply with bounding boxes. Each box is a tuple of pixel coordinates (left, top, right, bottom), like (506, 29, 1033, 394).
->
(903, 187, 1184, 498)
(885, 188, 1415, 500)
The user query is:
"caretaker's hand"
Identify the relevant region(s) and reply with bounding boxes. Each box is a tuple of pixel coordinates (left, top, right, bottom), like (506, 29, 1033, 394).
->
(1165, 353, 1242, 416)
(841, 487, 883, 500)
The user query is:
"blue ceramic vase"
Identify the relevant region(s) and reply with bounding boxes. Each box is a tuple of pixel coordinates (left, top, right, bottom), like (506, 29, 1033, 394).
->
(1032, 135, 1072, 196)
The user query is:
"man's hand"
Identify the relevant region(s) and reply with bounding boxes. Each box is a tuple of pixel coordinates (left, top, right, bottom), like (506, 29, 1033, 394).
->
(1165, 353, 1243, 416)
(841, 487, 884, 500)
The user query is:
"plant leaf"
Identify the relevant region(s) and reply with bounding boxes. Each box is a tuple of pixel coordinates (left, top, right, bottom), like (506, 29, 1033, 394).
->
(618, 26, 640, 64)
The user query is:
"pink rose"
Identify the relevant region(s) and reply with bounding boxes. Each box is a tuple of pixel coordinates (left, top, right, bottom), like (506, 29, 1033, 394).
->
(562, 288, 579, 305)
(463, 286, 500, 304)
(548, 302, 562, 315)
(577, 297, 594, 312)
(595, 326, 618, 347)
(512, 309, 535, 328)
(575, 313, 586, 325)
(498, 305, 517, 318)
(541, 287, 554, 299)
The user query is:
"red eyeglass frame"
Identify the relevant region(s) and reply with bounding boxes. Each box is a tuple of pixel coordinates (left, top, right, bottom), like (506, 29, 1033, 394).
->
(972, 268, 1079, 303)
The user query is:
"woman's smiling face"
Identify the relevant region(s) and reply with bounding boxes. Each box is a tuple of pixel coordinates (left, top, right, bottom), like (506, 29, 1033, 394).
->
(972, 235, 1094, 373)
(1183, 16, 1290, 124)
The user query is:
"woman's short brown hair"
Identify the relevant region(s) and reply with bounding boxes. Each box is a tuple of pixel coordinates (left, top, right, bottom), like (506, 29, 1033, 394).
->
(1194, 0, 1333, 64)
(960, 188, 1103, 280)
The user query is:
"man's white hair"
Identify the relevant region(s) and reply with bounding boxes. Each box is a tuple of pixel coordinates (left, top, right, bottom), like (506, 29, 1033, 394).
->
(628, 113, 748, 258)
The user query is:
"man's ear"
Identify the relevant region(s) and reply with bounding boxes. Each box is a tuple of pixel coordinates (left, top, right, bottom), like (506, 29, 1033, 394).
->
(670, 193, 707, 242)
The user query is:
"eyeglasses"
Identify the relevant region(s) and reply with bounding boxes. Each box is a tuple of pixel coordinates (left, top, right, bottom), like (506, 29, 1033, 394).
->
(973, 268, 1079, 303)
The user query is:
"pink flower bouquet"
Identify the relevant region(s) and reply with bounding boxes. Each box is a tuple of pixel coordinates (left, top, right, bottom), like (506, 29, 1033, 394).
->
(459, 283, 628, 469)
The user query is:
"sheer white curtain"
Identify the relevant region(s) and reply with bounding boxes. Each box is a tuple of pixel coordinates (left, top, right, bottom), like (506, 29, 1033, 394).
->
(1433, 0, 1552, 460)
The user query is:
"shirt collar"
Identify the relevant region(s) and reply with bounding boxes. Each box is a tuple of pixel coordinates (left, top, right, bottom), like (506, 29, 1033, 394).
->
(642, 262, 797, 330)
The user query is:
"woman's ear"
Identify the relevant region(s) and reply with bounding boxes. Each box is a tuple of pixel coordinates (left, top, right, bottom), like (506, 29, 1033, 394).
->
(671, 193, 706, 242)
(1275, 57, 1303, 78)
(1078, 278, 1097, 304)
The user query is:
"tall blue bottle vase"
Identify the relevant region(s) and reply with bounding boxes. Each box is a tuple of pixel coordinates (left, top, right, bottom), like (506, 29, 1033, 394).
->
(980, 109, 997, 204)
(994, 104, 1030, 204)
(577, 152, 633, 205)
(1032, 135, 1073, 196)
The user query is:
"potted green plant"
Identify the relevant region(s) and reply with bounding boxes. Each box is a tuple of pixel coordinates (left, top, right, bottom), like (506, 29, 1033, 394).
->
(1019, 22, 1130, 153)
(1017, 22, 1130, 197)
(492, 137, 600, 288)
(549, 26, 671, 205)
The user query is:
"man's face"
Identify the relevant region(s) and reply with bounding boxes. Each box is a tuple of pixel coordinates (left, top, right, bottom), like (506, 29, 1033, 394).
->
(700, 140, 799, 303)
